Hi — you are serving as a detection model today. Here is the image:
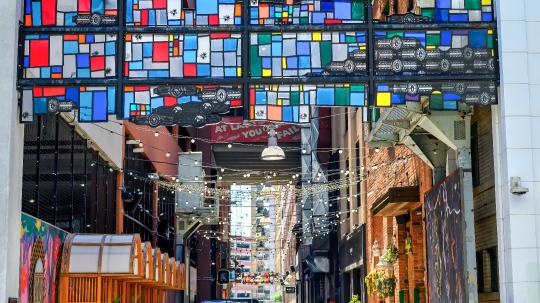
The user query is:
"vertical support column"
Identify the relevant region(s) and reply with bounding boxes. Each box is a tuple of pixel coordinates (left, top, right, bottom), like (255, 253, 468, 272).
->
(457, 149, 478, 303)
(493, 0, 540, 301)
(0, 0, 23, 301)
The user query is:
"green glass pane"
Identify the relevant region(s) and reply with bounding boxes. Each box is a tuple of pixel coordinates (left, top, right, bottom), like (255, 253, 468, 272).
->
(351, 84, 365, 92)
(250, 45, 262, 77)
(426, 34, 441, 46)
(335, 88, 350, 106)
(345, 35, 356, 43)
(430, 94, 443, 110)
(465, 0, 481, 9)
(300, 17, 309, 24)
(387, 31, 404, 38)
(488, 34, 493, 48)
(320, 41, 332, 67)
(290, 92, 300, 105)
(258, 34, 271, 45)
(421, 8, 435, 20)
(351, 0, 365, 20)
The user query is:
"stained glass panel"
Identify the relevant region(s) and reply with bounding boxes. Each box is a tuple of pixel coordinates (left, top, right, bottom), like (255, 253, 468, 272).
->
(250, 0, 367, 25)
(124, 85, 241, 127)
(125, 33, 242, 78)
(24, 0, 118, 27)
(248, 83, 367, 122)
(370, 29, 495, 76)
(21, 86, 116, 123)
(23, 34, 117, 79)
(250, 32, 367, 78)
(126, 0, 243, 26)
(374, 81, 497, 109)
(373, 0, 493, 23)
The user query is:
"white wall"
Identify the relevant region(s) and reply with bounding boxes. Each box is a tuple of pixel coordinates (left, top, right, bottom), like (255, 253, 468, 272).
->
(0, 0, 24, 300)
(493, 0, 540, 301)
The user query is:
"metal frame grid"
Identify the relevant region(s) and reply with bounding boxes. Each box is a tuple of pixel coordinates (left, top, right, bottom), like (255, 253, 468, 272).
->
(18, 1, 500, 125)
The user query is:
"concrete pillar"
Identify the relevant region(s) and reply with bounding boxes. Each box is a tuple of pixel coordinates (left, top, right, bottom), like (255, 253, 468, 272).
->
(0, 0, 24, 301)
(493, 0, 540, 300)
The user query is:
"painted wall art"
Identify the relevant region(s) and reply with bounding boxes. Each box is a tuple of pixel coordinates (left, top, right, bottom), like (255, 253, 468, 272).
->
(424, 170, 465, 303)
(19, 213, 67, 303)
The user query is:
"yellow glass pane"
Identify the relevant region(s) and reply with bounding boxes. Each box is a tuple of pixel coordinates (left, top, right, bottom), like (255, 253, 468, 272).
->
(377, 92, 391, 107)
(282, 58, 287, 68)
(263, 69, 272, 77)
(482, 0, 491, 5)
(313, 32, 322, 41)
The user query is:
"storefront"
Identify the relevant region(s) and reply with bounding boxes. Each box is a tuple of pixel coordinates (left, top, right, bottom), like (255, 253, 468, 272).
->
(339, 225, 365, 303)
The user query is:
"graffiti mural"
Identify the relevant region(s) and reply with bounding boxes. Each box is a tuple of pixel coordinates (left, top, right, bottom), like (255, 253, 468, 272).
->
(425, 170, 465, 303)
(19, 213, 67, 303)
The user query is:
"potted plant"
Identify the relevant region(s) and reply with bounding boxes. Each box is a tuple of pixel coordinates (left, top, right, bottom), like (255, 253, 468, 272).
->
(375, 275, 396, 298)
(364, 269, 381, 296)
(383, 244, 399, 263)
(405, 237, 412, 254)
(349, 294, 361, 303)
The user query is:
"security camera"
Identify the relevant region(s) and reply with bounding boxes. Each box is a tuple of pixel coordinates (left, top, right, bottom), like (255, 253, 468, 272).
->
(510, 177, 529, 196)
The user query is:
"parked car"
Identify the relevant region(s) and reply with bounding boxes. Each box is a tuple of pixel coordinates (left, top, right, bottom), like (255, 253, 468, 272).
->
(130, 102, 223, 128)
(153, 86, 200, 98)
(72, 12, 117, 26)
(385, 13, 433, 24)
(47, 98, 78, 114)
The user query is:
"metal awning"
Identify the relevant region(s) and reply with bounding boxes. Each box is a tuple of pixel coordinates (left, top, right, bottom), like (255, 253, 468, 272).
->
(365, 102, 473, 184)
(372, 186, 420, 216)
(305, 255, 330, 273)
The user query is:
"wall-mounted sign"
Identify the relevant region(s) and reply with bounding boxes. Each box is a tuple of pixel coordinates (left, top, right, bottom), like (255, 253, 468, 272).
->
(285, 287, 296, 293)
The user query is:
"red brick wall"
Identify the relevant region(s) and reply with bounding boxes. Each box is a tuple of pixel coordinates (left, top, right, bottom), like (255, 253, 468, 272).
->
(364, 137, 432, 303)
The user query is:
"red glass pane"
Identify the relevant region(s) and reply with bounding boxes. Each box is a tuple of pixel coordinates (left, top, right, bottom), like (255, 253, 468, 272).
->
(90, 56, 105, 71)
(152, 42, 169, 62)
(29, 40, 49, 67)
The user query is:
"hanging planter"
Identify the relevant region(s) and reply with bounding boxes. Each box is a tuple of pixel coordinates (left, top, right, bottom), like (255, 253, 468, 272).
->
(383, 244, 399, 263)
(364, 269, 382, 297)
(375, 275, 397, 298)
(405, 237, 412, 254)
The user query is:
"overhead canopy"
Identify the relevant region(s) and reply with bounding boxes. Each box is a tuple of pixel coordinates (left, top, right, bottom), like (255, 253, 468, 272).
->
(372, 186, 420, 217)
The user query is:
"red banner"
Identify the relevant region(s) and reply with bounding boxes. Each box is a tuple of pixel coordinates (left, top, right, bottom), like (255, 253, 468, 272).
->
(211, 117, 301, 143)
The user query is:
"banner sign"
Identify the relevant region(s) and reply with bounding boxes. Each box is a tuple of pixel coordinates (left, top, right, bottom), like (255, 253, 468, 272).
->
(211, 117, 301, 143)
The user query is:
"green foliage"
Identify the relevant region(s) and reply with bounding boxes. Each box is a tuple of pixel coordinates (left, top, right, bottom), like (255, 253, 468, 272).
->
(405, 237, 412, 254)
(270, 291, 283, 302)
(383, 244, 399, 263)
(364, 269, 382, 296)
(375, 276, 396, 298)
(349, 294, 361, 303)
(112, 297, 122, 303)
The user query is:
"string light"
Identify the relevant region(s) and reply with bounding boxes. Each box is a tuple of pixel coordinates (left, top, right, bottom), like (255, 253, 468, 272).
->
(166, 152, 170, 157)
(155, 131, 159, 137)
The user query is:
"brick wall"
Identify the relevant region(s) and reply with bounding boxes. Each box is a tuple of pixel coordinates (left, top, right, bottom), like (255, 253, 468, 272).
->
(364, 137, 431, 303)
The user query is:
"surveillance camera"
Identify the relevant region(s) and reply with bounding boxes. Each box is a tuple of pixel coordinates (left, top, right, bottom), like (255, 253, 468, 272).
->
(510, 177, 529, 196)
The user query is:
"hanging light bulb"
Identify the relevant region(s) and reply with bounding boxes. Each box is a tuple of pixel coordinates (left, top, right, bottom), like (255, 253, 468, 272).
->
(166, 152, 170, 157)
(221, 168, 224, 172)
(195, 160, 198, 165)
(375, 147, 380, 152)
(302, 148, 307, 153)
(228, 144, 232, 148)
(261, 127, 285, 160)
(191, 138, 195, 143)
(155, 131, 159, 137)
(338, 149, 343, 154)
